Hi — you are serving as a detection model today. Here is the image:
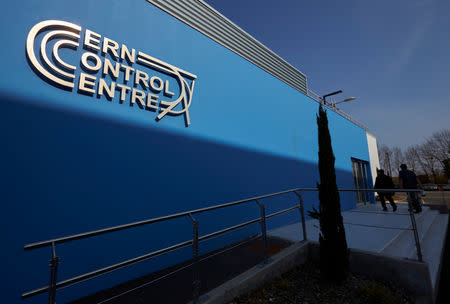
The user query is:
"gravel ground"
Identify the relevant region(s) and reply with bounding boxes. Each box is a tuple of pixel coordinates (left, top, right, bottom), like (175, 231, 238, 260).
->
(229, 261, 414, 304)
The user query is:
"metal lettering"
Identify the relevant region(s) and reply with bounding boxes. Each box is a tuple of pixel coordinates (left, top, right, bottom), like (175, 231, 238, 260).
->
(149, 76, 163, 92)
(147, 93, 159, 110)
(84, 29, 101, 51)
(116, 84, 131, 102)
(103, 58, 120, 79)
(120, 44, 136, 64)
(102, 37, 120, 59)
(135, 70, 149, 89)
(78, 73, 96, 94)
(164, 80, 174, 97)
(26, 20, 81, 89)
(26, 20, 198, 126)
(81, 52, 102, 73)
(131, 88, 146, 107)
(98, 79, 115, 99)
(120, 64, 135, 82)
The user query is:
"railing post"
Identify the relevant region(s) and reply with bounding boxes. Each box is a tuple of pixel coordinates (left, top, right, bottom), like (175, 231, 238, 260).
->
(294, 191, 307, 241)
(47, 242, 60, 304)
(407, 191, 423, 262)
(188, 213, 200, 304)
(441, 186, 446, 206)
(255, 200, 268, 265)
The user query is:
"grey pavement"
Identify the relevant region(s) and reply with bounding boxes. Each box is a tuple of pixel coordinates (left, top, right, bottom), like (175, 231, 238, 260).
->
(269, 200, 449, 291)
(269, 202, 416, 252)
(422, 191, 450, 208)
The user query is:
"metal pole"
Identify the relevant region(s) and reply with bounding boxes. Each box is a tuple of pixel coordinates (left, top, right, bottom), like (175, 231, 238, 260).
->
(407, 191, 423, 262)
(255, 200, 268, 264)
(188, 213, 200, 304)
(48, 242, 60, 304)
(294, 191, 307, 241)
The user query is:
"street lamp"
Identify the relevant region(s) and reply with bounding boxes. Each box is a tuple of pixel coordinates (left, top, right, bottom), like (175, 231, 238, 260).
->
(335, 97, 356, 106)
(333, 97, 357, 110)
(322, 90, 342, 105)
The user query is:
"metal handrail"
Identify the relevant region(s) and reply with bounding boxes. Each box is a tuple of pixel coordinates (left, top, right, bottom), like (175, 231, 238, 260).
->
(23, 239, 193, 299)
(22, 207, 299, 299)
(26, 187, 415, 250)
(24, 187, 311, 251)
(22, 187, 423, 303)
(22, 188, 308, 303)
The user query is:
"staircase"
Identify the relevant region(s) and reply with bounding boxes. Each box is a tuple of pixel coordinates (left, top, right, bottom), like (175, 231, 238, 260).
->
(379, 206, 448, 291)
(268, 202, 449, 298)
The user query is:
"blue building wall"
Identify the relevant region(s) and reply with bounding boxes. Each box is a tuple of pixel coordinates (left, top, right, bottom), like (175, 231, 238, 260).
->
(0, 1, 371, 303)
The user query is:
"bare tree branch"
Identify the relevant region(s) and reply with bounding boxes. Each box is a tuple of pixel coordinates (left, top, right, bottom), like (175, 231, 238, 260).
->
(378, 144, 393, 177)
(377, 129, 449, 182)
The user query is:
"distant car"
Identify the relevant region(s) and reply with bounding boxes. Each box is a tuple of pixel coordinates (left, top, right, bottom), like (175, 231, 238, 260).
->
(423, 183, 438, 191)
(442, 184, 450, 191)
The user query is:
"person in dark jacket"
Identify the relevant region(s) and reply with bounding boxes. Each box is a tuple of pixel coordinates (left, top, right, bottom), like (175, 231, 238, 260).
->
(399, 164, 423, 213)
(374, 169, 397, 211)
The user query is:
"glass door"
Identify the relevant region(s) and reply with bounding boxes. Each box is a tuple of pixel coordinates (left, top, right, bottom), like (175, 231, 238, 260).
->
(351, 158, 371, 204)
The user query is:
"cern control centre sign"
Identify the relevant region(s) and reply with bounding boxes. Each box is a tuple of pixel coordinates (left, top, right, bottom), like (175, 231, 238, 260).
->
(26, 20, 197, 125)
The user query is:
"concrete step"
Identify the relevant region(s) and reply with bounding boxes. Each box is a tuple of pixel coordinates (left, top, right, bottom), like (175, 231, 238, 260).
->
(407, 209, 440, 259)
(379, 207, 437, 258)
(408, 209, 441, 260)
(342, 205, 416, 252)
(377, 206, 430, 256)
(410, 213, 448, 290)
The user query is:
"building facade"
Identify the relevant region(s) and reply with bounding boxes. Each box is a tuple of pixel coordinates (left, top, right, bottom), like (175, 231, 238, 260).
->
(1, 1, 378, 302)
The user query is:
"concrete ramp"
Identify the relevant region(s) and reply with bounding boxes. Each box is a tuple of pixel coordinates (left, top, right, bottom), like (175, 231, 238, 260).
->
(268, 202, 449, 300)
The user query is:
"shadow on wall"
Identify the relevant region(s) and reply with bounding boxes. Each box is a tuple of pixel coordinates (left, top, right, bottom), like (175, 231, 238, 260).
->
(0, 93, 358, 303)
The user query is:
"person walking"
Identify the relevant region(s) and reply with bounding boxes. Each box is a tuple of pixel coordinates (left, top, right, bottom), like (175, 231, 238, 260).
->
(374, 169, 397, 212)
(399, 164, 423, 213)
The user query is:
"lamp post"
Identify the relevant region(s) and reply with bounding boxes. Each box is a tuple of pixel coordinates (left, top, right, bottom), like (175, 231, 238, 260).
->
(322, 90, 342, 105)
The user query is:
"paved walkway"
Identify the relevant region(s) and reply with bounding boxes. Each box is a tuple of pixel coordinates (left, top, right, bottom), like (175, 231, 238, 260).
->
(269, 202, 415, 253)
(269, 200, 449, 292)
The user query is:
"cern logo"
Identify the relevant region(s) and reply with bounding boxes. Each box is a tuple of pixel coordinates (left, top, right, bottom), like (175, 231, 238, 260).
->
(26, 20, 197, 126)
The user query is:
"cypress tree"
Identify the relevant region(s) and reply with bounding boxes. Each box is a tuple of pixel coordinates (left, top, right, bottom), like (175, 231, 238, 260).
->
(316, 105, 349, 282)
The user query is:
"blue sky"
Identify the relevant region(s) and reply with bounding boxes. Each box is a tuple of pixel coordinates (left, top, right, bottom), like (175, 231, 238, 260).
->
(205, 0, 450, 148)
